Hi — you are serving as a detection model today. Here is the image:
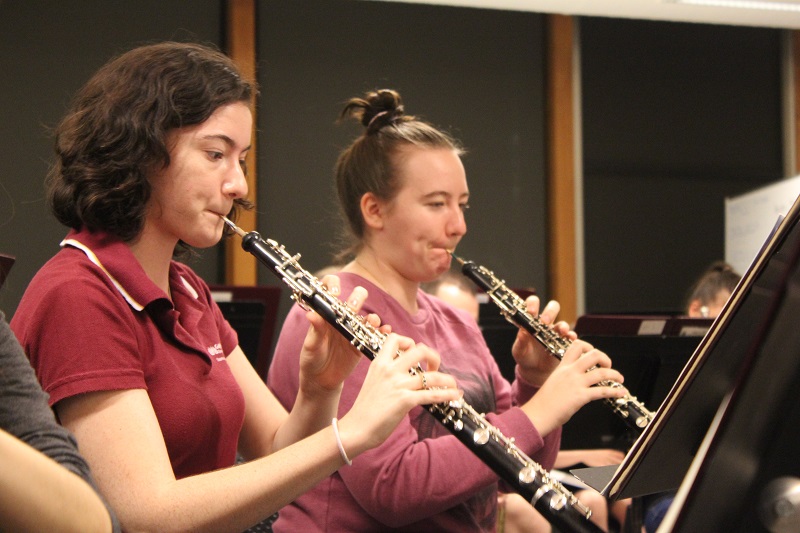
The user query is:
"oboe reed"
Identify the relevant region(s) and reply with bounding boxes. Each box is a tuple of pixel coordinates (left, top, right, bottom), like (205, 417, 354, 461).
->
(220, 215, 247, 237)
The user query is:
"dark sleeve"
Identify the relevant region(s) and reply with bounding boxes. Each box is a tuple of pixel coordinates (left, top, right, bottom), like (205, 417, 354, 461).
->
(0, 312, 121, 533)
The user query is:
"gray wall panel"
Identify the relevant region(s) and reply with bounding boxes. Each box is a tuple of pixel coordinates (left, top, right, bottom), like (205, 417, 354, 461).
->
(0, 0, 223, 316)
(256, 0, 549, 303)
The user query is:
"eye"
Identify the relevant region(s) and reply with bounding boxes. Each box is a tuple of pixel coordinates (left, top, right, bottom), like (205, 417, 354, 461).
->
(207, 151, 224, 161)
(460, 203, 470, 211)
(239, 159, 248, 175)
(428, 201, 445, 208)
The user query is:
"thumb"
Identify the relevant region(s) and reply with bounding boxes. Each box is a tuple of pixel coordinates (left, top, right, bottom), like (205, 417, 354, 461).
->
(302, 309, 329, 352)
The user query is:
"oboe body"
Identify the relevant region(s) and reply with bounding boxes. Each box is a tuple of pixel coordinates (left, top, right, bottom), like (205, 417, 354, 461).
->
(223, 219, 602, 533)
(450, 252, 654, 432)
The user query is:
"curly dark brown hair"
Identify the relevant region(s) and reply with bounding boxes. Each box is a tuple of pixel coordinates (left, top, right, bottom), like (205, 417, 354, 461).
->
(47, 41, 256, 243)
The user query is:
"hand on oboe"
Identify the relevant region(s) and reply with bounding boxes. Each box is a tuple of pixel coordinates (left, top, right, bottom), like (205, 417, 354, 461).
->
(339, 334, 461, 458)
(511, 296, 577, 387)
(521, 340, 626, 436)
(299, 276, 378, 395)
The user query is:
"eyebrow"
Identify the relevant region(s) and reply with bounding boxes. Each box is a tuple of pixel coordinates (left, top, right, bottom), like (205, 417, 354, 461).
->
(199, 133, 251, 152)
(422, 190, 470, 200)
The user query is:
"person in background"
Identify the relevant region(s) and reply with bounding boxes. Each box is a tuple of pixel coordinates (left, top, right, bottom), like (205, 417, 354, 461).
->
(267, 88, 627, 532)
(684, 261, 741, 319)
(421, 269, 480, 322)
(10, 43, 460, 533)
(424, 270, 631, 532)
(0, 309, 118, 533)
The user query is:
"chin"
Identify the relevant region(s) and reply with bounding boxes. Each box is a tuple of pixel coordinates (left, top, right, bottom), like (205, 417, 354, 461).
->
(438, 255, 453, 272)
(426, 264, 451, 281)
(185, 229, 224, 249)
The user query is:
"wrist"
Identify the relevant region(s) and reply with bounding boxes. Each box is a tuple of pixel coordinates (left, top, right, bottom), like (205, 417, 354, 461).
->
(516, 365, 549, 388)
(331, 418, 352, 466)
(520, 397, 559, 437)
(298, 378, 343, 403)
(332, 415, 371, 462)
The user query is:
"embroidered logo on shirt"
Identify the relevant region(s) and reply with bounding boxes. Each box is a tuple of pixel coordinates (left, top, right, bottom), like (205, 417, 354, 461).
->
(207, 343, 224, 357)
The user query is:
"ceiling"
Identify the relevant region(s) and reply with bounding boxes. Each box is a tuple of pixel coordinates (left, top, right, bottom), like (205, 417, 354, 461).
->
(371, 0, 800, 29)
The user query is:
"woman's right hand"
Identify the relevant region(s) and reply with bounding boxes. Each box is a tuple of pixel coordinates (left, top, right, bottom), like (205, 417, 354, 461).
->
(521, 339, 626, 437)
(337, 334, 461, 458)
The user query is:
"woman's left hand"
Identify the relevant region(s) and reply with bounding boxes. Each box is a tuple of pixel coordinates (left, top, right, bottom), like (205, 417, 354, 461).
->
(511, 296, 577, 387)
(297, 275, 381, 397)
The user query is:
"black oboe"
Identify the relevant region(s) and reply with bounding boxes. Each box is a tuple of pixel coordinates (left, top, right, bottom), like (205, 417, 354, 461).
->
(450, 251, 654, 432)
(222, 217, 603, 533)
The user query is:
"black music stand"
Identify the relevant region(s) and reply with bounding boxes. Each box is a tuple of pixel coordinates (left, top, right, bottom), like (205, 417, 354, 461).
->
(210, 285, 282, 380)
(656, 205, 800, 531)
(571, 192, 800, 508)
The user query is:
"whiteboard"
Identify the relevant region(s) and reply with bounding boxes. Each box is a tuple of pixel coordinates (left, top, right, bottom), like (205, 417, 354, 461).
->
(725, 175, 800, 274)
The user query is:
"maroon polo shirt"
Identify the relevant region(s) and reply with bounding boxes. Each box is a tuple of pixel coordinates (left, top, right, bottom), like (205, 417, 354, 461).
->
(11, 228, 245, 479)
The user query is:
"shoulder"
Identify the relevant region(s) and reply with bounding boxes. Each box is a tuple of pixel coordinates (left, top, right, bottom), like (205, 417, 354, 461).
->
(336, 272, 368, 295)
(16, 250, 132, 326)
(31, 245, 108, 286)
(12, 248, 142, 358)
(0, 317, 49, 403)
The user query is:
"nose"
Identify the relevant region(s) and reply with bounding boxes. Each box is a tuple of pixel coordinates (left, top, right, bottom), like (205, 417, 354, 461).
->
(448, 204, 467, 237)
(223, 160, 249, 199)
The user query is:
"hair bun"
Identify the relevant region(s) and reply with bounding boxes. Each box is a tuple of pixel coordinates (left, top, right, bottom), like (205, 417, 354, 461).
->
(364, 89, 405, 132)
(339, 88, 410, 134)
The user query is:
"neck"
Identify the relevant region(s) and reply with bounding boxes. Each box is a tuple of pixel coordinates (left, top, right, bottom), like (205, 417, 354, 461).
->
(345, 250, 419, 315)
(128, 227, 176, 298)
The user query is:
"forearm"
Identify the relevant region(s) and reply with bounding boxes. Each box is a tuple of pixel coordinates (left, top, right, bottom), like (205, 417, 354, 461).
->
(341, 408, 545, 526)
(271, 387, 340, 452)
(513, 369, 562, 440)
(555, 450, 587, 469)
(118, 426, 349, 533)
(0, 429, 112, 533)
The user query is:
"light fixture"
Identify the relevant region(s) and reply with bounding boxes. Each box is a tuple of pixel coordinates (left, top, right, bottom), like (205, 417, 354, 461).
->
(666, 0, 800, 12)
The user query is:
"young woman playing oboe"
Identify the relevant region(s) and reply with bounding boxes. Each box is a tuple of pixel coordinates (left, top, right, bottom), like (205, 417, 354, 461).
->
(10, 44, 460, 533)
(267, 89, 627, 532)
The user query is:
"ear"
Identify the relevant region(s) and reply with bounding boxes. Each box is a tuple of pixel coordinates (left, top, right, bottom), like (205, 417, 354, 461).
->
(360, 192, 385, 230)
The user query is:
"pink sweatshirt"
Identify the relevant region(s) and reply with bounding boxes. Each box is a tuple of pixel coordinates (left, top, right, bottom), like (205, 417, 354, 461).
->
(267, 273, 560, 532)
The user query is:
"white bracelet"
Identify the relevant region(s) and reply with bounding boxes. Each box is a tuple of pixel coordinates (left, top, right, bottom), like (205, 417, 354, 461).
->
(331, 417, 352, 466)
